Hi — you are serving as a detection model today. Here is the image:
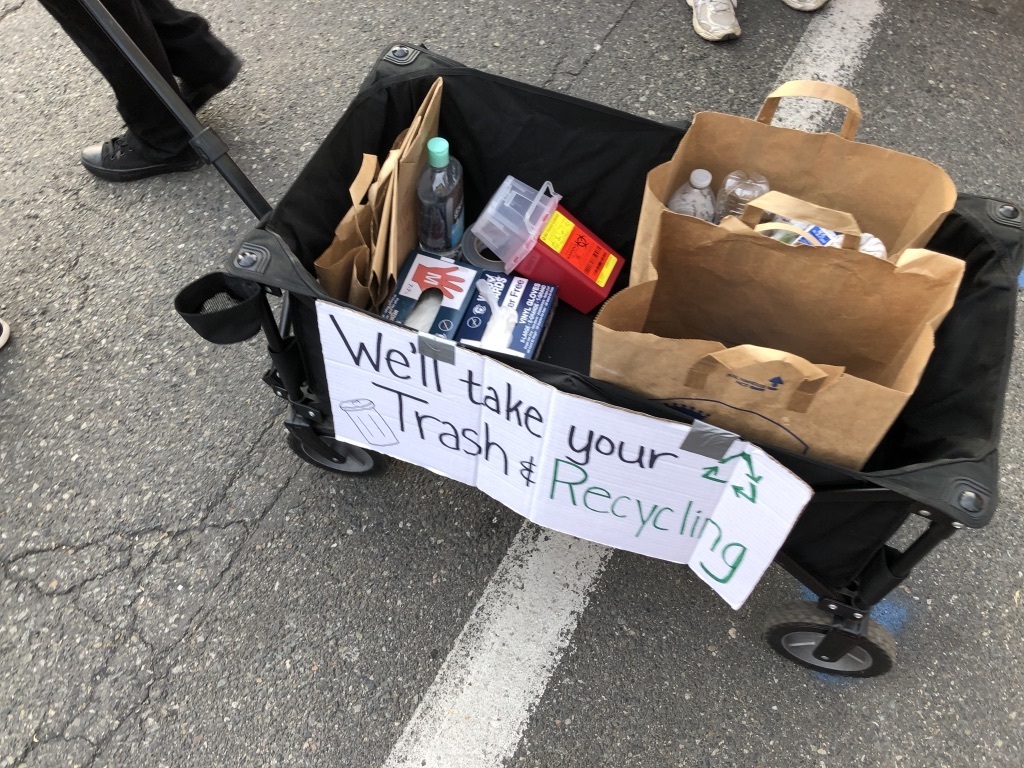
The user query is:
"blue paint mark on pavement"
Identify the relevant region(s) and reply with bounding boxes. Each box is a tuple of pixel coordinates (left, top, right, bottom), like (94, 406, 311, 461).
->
(870, 596, 910, 636)
(799, 587, 913, 636)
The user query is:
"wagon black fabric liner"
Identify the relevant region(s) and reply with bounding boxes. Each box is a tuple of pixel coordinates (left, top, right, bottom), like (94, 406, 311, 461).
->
(264, 47, 1023, 591)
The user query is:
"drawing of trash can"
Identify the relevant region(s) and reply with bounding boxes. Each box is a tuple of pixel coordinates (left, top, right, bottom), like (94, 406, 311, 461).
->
(339, 399, 399, 446)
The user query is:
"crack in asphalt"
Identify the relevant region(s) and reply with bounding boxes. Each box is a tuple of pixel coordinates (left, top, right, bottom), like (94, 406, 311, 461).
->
(8, 726, 40, 768)
(6, 415, 302, 767)
(3, 538, 131, 598)
(543, 0, 638, 87)
(71, 472, 300, 768)
(0, 412, 284, 572)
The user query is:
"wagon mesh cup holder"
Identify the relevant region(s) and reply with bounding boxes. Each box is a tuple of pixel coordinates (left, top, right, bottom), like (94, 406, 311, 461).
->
(174, 272, 264, 344)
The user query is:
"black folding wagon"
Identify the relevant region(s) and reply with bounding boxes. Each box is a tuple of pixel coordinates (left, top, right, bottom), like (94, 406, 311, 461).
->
(102, 26, 1019, 677)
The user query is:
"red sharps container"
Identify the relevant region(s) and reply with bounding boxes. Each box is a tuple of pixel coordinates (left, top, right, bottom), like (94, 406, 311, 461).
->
(469, 177, 623, 313)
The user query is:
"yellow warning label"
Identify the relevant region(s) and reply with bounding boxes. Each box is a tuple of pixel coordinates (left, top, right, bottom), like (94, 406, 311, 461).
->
(596, 254, 617, 287)
(539, 209, 574, 253)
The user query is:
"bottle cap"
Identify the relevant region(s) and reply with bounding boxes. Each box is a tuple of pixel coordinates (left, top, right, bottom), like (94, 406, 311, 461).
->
(427, 137, 450, 168)
(690, 169, 712, 189)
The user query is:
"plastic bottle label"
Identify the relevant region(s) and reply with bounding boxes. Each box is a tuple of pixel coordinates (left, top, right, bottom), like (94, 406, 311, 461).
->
(539, 209, 617, 287)
(450, 200, 465, 249)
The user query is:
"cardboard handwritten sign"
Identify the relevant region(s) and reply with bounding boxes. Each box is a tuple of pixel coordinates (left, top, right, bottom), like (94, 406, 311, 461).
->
(316, 301, 813, 609)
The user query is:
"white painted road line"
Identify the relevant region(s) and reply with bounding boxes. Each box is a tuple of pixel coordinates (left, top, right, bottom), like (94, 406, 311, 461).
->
(773, 0, 884, 132)
(383, 526, 611, 768)
(384, 3, 884, 766)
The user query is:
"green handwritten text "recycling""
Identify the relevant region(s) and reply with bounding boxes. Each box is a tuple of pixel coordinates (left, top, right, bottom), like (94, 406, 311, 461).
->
(549, 459, 746, 584)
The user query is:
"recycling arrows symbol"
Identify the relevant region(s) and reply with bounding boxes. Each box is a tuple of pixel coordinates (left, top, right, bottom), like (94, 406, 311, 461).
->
(701, 451, 762, 503)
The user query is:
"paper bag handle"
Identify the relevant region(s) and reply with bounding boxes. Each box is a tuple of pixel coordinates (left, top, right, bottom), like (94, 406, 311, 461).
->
(739, 190, 862, 250)
(349, 154, 379, 206)
(684, 346, 839, 414)
(756, 80, 861, 140)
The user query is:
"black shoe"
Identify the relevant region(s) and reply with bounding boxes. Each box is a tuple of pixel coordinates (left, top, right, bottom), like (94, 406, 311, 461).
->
(80, 136, 202, 182)
(181, 55, 242, 113)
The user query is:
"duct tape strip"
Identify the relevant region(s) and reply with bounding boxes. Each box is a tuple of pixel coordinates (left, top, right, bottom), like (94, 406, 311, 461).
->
(680, 420, 739, 460)
(418, 333, 456, 364)
(462, 229, 506, 270)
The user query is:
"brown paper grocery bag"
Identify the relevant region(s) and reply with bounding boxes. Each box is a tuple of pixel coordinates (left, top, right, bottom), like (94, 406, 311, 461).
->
(374, 77, 443, 306)
(316, 78, 444, 310)
(366, 146, 399, 307)
(314, 153, 378, 308)
(631, 80, 957, 285)
(592, 203, 965, 469)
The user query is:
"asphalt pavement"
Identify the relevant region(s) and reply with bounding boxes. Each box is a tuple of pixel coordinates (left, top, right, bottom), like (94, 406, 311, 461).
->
(1, 0, 1023, 766)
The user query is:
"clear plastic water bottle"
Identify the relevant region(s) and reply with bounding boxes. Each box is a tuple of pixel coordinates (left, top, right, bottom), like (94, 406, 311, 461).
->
(666, 169, 716, 221)
(418, 137, 465, 258)
(714, 171, 770, 223)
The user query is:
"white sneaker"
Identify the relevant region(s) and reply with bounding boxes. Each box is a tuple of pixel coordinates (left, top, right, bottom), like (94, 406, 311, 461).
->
(780, 0, 830, 11)
(687, 0, 741, 42)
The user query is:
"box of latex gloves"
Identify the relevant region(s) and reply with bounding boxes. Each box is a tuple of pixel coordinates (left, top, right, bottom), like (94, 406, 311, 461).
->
(381, 251, 481, 339)
(455, 272, 558, 359)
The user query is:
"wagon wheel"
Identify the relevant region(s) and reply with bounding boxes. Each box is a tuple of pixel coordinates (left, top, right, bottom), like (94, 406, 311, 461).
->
(763, 602, 896, 677)
(286, 432, 387, 476)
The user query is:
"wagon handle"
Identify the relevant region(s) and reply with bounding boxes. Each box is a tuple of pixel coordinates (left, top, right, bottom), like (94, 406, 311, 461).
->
(79, 0, 290, 347)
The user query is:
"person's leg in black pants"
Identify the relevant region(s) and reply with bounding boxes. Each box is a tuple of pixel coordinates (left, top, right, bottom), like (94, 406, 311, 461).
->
(141, 0, 240, 111)
(37, 0, 239, 180)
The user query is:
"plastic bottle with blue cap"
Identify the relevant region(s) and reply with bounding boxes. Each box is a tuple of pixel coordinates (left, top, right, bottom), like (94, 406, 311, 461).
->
(417, 137, 465, 258)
